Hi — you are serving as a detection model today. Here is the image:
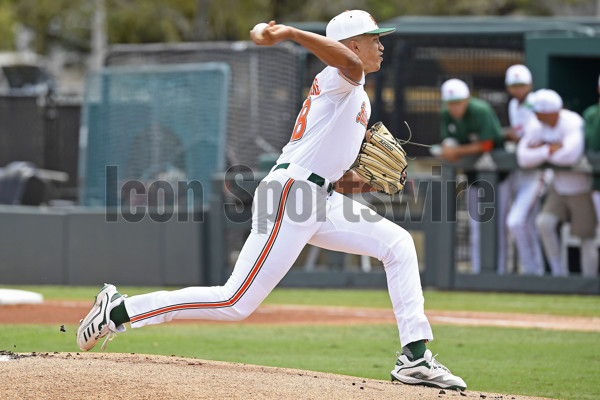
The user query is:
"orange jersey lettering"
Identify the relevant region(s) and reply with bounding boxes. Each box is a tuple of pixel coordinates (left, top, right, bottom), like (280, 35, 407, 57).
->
(356, 101, 368, 127)
(308, 78, 321, 96)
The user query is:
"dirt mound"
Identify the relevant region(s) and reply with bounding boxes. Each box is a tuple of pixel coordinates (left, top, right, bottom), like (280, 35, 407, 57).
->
(0, 352, 553, 400)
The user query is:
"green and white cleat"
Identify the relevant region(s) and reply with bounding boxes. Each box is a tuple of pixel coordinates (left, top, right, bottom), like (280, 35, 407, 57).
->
(76, 284, 126, 351)
(391, 349, 467, 391)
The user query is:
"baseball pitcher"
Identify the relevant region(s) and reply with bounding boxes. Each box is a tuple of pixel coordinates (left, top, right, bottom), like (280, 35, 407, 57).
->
(77, 10, 466, 391)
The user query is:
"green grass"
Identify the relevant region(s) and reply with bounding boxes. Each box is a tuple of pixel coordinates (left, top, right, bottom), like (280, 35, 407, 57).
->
(6, 285, 600, 317)
(1, 323, 598, 400)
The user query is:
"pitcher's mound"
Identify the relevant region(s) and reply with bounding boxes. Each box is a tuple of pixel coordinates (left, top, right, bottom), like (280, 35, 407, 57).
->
(0, 289, 43, 305)
(0, 352, 552, 400)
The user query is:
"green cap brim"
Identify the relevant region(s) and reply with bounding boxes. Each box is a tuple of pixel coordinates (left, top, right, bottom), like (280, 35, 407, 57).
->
(445, 97, 469, 103)
(364, 28, 396, 36)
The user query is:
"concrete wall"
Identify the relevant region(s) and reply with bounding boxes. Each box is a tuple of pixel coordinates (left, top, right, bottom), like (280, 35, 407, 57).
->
(0, 206, 206, 286)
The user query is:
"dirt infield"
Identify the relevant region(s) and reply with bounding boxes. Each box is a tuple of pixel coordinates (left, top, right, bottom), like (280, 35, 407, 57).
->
(0, 352, 554, 400)
(1, 301, 599, 332)
(3, 301, 588, 399)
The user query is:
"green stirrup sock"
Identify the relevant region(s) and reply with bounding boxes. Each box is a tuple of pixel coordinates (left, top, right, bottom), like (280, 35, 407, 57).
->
(109, 300, 130, 326)
(402, 340, 427, 361)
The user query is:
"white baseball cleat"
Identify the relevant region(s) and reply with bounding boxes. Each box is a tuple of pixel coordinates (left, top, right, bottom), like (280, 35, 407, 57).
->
(391, 349, 467, 391)
(76, 283, 126, 351)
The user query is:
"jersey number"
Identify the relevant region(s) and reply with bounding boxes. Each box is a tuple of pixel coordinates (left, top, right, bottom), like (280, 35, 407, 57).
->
(290, 98, 311, 142)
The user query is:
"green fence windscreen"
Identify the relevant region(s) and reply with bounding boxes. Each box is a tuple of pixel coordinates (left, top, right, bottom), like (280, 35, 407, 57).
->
(80, 63, 230, 207)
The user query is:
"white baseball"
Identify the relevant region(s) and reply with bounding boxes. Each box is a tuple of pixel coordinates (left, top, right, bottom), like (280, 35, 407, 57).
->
(253, 23, 268, 40)
(429, 144, 443, 156)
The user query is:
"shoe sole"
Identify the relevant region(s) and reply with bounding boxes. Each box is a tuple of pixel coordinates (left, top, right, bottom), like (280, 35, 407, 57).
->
(391, 370, 466, 391)
(77, 284, 115, 351)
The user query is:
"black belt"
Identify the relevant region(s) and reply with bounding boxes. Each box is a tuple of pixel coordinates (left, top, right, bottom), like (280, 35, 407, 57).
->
(274, 163, 335, 193)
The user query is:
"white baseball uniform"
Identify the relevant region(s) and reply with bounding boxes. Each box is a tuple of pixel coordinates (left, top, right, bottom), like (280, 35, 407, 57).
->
(504, 94, 546, 275)
(124, 66, 434, 347)
(518, 110, 589, 195)
(518, 109, 596, 276)
(508, 95, 534, 139)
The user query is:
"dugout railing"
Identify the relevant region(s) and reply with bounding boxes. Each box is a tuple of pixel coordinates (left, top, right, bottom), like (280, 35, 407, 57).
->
(438, 150, 600, 294)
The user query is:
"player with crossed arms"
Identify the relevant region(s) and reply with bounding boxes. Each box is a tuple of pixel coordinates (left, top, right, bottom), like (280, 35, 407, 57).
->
(76, 10, 466, 391)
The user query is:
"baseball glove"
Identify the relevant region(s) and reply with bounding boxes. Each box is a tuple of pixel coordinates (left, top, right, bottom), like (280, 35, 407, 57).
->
(351, 121, 408, 194)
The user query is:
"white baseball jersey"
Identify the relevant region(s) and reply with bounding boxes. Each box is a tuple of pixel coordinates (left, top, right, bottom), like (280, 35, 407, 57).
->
(518, 109, 590, 195)
(277, 66, 370, 182)
(508, 94, 535, 139)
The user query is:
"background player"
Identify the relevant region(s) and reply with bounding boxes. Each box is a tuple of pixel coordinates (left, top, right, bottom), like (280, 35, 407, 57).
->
(76, 10, 466, 391)
(583, 74, 600, 223)
(519, 89, 597, 277)
(503, 65, 546, 275)
(435, 79, 504, 274)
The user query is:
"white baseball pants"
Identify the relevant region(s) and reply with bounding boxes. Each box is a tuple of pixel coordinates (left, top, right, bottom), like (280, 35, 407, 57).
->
(124, 166, 433, 347)
(506, 170, 545, 275)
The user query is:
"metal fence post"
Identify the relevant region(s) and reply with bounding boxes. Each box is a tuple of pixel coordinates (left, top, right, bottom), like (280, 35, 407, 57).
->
(477, 170, 498, 274)
(208, 174, 226, 286)
(435, 162, 457, 289)
(421, 173, 438, 287)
